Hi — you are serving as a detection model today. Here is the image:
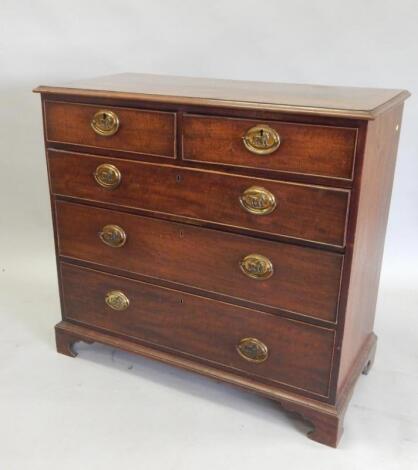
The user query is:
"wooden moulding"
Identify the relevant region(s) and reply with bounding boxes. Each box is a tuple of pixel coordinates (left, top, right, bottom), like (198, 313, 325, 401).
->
(33, 72, 411, 120)
(55, 320, 377, 447)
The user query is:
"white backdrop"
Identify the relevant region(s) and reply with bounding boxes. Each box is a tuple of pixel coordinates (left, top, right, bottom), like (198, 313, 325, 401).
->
(1, 1, 417, 468)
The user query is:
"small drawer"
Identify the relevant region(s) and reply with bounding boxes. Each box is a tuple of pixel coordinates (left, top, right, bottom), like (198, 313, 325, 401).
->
(44, 101, 176, 158)
(48, 151, 350, 247)
(61, 263, 335, 397)
(56, 201, 343, 323)
(183, 114, 357, 180)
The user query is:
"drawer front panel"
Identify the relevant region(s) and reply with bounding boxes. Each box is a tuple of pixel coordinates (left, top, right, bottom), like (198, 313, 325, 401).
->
(61, 263, 335, 396)
(49, 151, 350, 247)
(183, 114, 357, 179)
(56, 201, 343, 322)
(44, 101, 176, 157)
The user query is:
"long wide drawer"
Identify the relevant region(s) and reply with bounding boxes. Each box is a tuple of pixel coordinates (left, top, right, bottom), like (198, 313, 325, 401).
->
(60, 263, 335, 397)
(55, 201, 343, 322)
(182, 114, 357, 180)
(44, 101, 176, 157)
(48, 151, 350, 247)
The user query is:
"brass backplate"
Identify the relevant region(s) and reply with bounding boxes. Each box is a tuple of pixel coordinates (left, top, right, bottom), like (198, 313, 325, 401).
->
(99, 224, 127, 248)
(237, 337, 269, 363)
(239, 186, 277, 215)
(242, 124, 280, 155)
(94, 163, 122, 190)
(240, 254, 273, 280)
(105, 290, 130, 311)
(91, 109, 120, 136)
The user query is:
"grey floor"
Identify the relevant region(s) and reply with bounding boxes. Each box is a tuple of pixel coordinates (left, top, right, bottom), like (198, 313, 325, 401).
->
(1, 250, 417, 470)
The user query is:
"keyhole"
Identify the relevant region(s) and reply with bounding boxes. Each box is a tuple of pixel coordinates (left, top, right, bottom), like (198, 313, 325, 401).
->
(176, 174, 182, 183)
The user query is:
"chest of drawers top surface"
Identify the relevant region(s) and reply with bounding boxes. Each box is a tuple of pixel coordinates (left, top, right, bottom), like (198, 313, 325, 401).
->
(35, 73, 409, 448)
(34, 72, 409, 119)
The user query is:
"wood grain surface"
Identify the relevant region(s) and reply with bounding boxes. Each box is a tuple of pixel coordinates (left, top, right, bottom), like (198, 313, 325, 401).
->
(35, 73, 410, 119)
(44, 100, 176, 157)
(48, 150, 350, 247)
(61, 262, 335, 397)
(55, 200, 343, 323)
(183, 114, 357, 179)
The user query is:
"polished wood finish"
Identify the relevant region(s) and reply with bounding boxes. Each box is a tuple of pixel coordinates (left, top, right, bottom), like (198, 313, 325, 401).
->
(183, 114, 357, 180)
(35, 73, 409, 447)
(55, 200, 343, 323)
(336, 104, 404, 391)
(34, 73, 410, 119)
(44, 100, 176, 157)
(61, 262, 335, 397)
(48, 150, 350, 247)
(54, 321, 376, 447)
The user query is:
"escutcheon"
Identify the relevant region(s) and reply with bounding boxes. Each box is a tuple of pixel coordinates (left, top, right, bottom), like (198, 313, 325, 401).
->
(94, 163, 122, 189)
(105, 290, 130, 311)
(237, 338, 269, 363)
(239, 186, 277, 215)
(240, 254, 274, 280)
(99, 224, 127, 248)
(91, 109, 120, 136)
(242, 124, 280, 155)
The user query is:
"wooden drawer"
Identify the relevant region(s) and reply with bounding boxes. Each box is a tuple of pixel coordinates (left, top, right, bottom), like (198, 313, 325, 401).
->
(56, 201, 343, 323)
(182, 114, 357, 180)
(49, 151, 350, 247)
(44, 101, 176, 157)
(61, 263, 335, 397)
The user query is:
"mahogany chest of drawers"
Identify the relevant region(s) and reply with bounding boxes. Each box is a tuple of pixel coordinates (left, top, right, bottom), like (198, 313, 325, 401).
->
(34, 74, 409, 447)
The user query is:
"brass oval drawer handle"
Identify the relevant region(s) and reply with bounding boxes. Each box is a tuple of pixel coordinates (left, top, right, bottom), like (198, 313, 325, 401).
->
(105, 290, 130, 311)
(99, 224, 127, 248)
(242, 124, 280, 155)
(94, 163, 122, 190)
(91, 109, 120, 136)
(237, 337, 269, 363)
(240, 254, 273, 280)
(239, 186, 277, 215)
